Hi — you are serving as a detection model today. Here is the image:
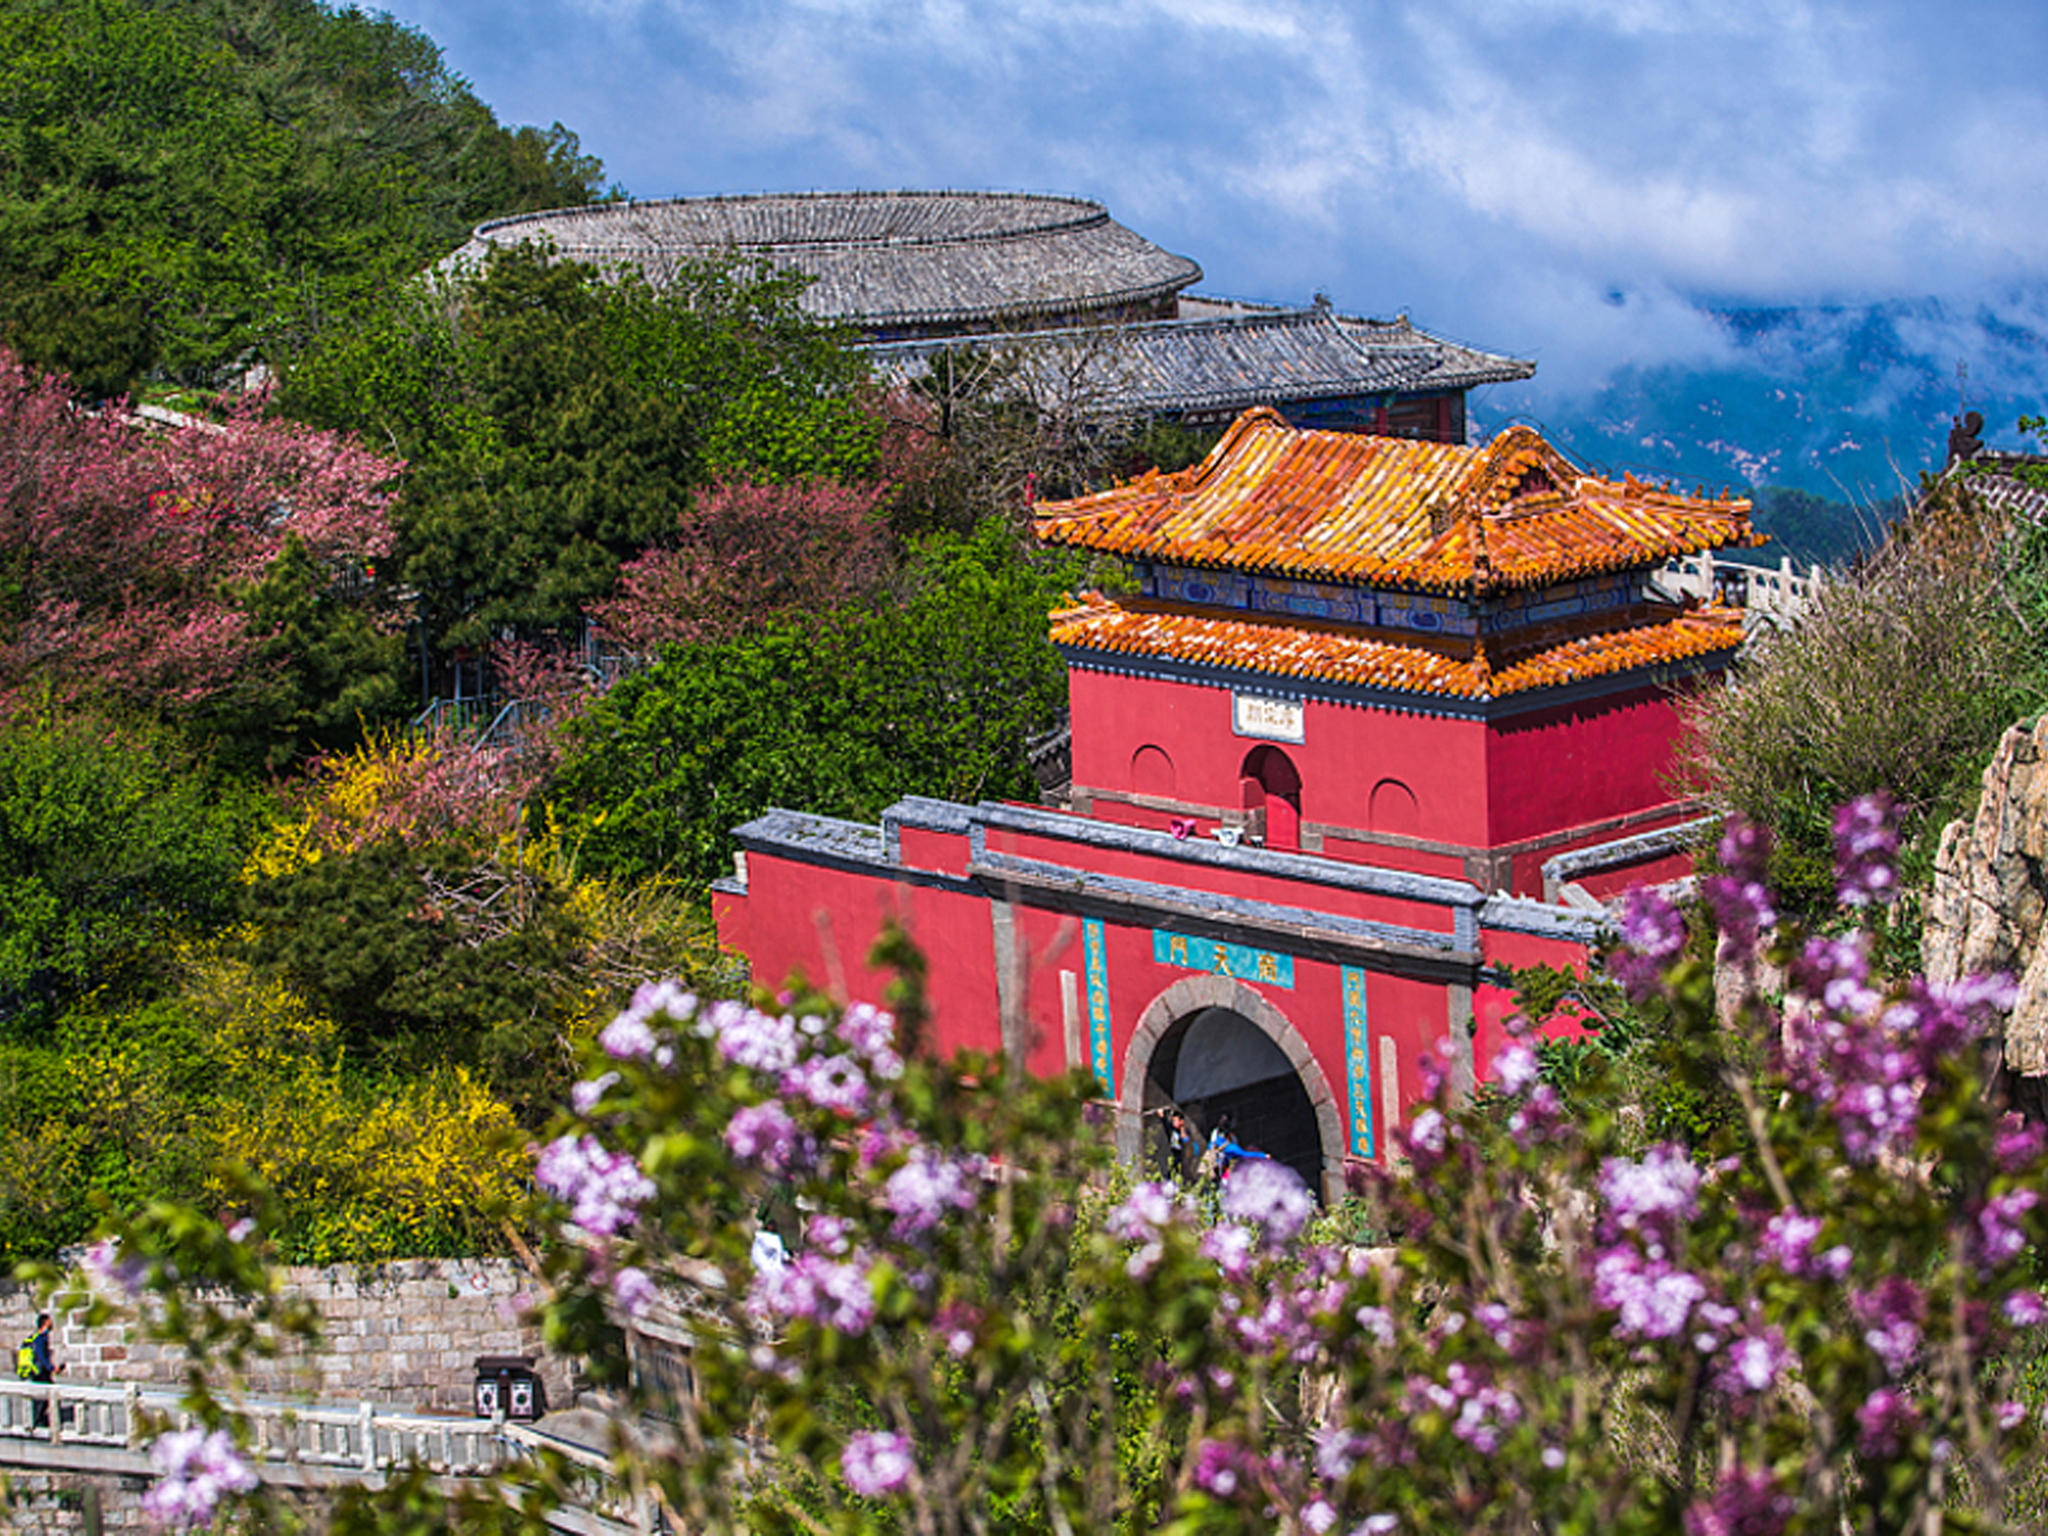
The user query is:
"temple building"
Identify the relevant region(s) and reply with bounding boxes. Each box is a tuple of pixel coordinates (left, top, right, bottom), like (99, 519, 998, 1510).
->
(449, 191, 1532, 441)
(712, 409, 1758, 1198)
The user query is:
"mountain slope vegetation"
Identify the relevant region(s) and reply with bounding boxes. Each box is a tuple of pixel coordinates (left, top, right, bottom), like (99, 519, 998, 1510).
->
(0, 0, 610, 395)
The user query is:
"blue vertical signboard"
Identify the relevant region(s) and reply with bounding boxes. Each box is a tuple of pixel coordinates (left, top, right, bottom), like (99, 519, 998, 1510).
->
(1083, 919, 1114, 1097)
(1342, 966, 1373, 1159)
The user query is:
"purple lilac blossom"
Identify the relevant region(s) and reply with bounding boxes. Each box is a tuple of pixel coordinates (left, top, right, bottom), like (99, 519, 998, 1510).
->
(1713, 1328, 1792, 1397)
(935, 1302, 981, 1357)
(1302, 1498, 1338, 1534)
(1852, 1278, 1926, 1377)
(806, 1213, 853, 1256)
(1756, 1211, 1822, 1273)
(1782, 934, 1961, 1164)
(883, 1150, 980, 1239)
(570, 1071, 620, 1116)
(1197, 1222, 1254, 1280)
(1755, 1211, 1854, 1280)
(1856, 1387, 1919, 1457)
(1996, 1117, 2047, 1172)
(1903, 972, 2014, 1071)
(1611, 887, 1687, 997)
(613, 1267, 656, 1318)
(837, 1003, 905, 1079)
(1681, 1468, 1794, 1536)
(533, 1135, 655, 1239)
(1974, 1188, 2040, 1271)
(1507, 1083, 1568, 1147)
(1191, 1439, 1245, 1497)
(841, 1430, 915, 1497)
(717, 1008, 802, 1075)
(82, 1237, 148, 1297)
(1356, 1518, 1399, 1536)
(783, 1053, 870, 1116)
(1703, 816, 1777, 956)
(1314, 1426, 1365, 1481)
(1490, 1040, 1540, 1096)
(1599, 1144, 1701, 1233)
(725, 1102, 806, 1174)
(1834, 794, 1900, 908)
(1353, 1305, 1395, 1348)
(1220, 1158, 1315, 1245)
(2004, 1290, 2047, 1327)
(1401, 1108, 1449, 1169)
(1108, 1183, 1183, 1242)
(140, 1429, 258, 1529)
(1406, 1363, 1523, 1454)
(749, 1251, 878, 1334)
(599, 1011, 659, 1062)
(1593, 1247, 1707, 1341)
(1476, 1302, 1518, 1351)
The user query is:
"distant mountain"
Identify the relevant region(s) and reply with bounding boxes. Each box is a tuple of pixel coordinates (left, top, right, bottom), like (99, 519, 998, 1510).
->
(1475, 297, 2048, 565)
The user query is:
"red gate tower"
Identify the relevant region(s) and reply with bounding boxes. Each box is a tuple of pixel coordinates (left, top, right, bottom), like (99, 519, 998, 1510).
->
(713, 407, 1758, 1197)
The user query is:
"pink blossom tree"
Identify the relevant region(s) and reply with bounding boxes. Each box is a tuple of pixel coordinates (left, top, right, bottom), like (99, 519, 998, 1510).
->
(0, 349, 401, 716)
(590, 477, 890, 651)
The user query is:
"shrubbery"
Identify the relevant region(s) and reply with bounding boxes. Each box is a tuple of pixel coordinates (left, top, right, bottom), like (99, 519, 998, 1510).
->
(1683, 472, 2048, 919)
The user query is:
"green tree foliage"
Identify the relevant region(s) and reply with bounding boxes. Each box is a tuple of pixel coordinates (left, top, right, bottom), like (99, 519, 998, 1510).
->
(553, 521, 1082, 888)
(0, 0, 611, 393)
(232, 731, 723, 1113)
(279, 244, 882, 653)
(203, 532, 408, 772)
(1747, 485, 1903, 566)
(0, 708, 257, 1027)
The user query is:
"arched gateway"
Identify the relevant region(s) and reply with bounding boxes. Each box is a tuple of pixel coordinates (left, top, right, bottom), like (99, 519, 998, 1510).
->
(1118, 975, 1348, 1203)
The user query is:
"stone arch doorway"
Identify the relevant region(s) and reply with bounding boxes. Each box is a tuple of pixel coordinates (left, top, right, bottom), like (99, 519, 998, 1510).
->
(1119, 974, 1347, 1202)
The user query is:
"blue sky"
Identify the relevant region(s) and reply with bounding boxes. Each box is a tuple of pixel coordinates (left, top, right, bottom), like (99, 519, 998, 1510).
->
(378, 0, 2048, 415)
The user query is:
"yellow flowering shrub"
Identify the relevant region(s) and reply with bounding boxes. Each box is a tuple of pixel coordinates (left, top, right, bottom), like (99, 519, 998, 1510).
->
(241, 732, 467, 882)
(200, 1059, 526, 1264)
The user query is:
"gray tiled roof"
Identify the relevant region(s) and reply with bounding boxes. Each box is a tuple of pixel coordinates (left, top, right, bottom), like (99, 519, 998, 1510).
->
(862, 304, 1535, 416)
(448, 191, 1202, 329)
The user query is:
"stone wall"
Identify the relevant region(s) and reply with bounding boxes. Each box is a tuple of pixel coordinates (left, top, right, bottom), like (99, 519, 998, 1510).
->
(2, 1473, 328, 1534)
(0, 1258, 567, 1416)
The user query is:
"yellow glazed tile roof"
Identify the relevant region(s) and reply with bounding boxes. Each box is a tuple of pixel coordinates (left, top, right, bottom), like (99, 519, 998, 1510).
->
(1049, 595, 1746, 700)
(1034, 407, 1758, 593)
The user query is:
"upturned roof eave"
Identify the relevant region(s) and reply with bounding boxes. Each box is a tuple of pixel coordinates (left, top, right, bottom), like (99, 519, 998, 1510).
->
(1033, 520, 1761, 597)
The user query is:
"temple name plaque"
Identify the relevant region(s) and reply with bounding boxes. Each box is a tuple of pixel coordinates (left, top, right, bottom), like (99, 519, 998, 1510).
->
(1232, 691, 1304, 743)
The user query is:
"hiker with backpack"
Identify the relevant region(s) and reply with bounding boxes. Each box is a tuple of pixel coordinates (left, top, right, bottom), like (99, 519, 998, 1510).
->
(18, 1313, 55, 1429)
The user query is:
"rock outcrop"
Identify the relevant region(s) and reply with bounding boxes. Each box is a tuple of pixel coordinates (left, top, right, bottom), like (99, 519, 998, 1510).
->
(1925, 715, 2048, 1074)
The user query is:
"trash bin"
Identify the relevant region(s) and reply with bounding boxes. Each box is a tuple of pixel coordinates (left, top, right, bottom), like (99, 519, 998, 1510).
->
(473, 1356, 547, 1421)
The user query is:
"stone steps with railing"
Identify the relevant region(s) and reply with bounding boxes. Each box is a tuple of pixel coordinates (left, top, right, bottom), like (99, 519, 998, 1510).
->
(0, 1378, 649, 1533)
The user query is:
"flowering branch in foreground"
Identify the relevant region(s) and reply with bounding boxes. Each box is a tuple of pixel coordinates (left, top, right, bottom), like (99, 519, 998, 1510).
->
(531, 798, 2048, 1536)
(38, 793, 2046, 1536)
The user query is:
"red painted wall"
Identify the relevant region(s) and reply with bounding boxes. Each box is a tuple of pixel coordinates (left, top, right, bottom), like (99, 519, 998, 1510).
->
(1482, 683, 1703, 847)
(719, 847, 1485, 1164)
(1473, 928, 1601, 1083)
(981, 820, 1460, 940)
(721, 856, 1006, 1064)
(1067, 666, 1491, 847)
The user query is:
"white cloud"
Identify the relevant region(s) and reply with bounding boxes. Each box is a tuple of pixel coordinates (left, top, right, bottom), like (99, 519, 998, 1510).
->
(378, 0, 2048, 419)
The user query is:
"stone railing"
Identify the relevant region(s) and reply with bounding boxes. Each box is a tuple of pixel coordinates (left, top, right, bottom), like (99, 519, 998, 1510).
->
(1660, 551, 1824, 628)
